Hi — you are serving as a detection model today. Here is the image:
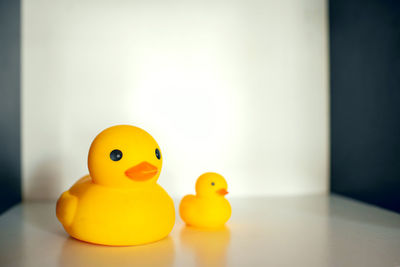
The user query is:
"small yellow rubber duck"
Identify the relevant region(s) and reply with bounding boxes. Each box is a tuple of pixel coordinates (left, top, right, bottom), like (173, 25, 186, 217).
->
(56, 125, 175, 246)
(179, 172, 231, 228)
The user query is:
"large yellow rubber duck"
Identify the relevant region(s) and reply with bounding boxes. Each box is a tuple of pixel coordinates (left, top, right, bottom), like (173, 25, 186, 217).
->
(179, 172, 231, 228)
(56, 125, 175, 246)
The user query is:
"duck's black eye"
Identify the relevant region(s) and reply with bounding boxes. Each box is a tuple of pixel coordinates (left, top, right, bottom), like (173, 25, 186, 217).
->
(110, 149, 123, 161)
(155, 148, 161, 160)
(211, 182, 215, 186)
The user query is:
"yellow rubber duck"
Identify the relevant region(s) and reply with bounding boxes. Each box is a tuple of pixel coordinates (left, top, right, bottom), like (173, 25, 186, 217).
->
(56, 125, 175, 246)
(179, 172, 231, 228)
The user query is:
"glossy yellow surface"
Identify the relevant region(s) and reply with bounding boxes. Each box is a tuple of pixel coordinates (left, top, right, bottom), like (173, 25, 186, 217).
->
(56, 125, 175, 246)
(179, 172, 231, 228)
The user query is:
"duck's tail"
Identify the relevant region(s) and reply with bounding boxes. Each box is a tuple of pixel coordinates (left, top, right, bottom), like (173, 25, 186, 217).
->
(56, 191, 78, 228)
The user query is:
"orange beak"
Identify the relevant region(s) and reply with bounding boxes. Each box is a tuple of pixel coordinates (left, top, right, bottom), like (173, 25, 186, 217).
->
(125, 162, 158, 181)
(216, 188, 229, 196)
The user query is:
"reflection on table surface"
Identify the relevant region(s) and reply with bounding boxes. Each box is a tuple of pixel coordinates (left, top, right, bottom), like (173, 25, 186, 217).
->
(180, 226, 231, 267)
(57, 226, 231, 267)
(59, 236, 175, 267)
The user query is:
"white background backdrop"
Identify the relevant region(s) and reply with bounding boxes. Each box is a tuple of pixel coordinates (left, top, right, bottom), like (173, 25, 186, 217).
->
(22, 0, 328, 200)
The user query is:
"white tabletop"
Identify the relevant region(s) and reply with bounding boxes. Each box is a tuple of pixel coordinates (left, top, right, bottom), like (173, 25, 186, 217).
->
(1, 195, 400, 267)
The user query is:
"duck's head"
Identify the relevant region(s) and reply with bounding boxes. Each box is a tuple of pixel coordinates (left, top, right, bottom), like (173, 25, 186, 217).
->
(195, 172, 228, 198)
(88, 125, 163, 188)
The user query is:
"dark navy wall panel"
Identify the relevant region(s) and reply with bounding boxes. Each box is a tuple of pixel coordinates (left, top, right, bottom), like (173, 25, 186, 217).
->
(330, 0, 400, 213)
(0, 0, 21, 214)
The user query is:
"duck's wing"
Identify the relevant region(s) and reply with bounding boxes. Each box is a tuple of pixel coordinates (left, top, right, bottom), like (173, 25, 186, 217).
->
(56, 190, 78, 228)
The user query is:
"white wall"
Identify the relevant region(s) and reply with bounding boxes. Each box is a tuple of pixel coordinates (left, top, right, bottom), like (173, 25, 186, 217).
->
(22, 0, 329, 200)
